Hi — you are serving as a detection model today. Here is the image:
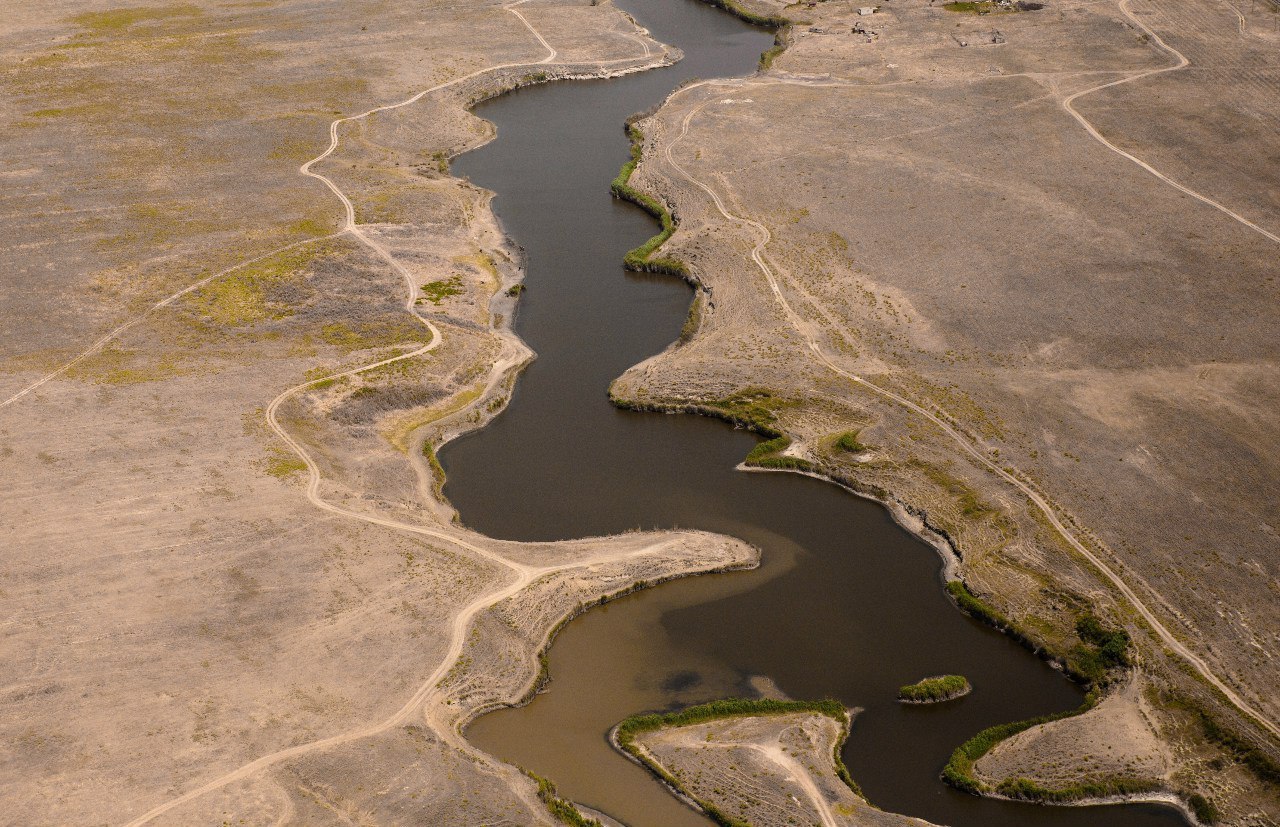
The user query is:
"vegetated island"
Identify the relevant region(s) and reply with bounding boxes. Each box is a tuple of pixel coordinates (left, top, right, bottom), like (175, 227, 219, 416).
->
(898, 674, 972, 704)
(612, 698, 937, 827)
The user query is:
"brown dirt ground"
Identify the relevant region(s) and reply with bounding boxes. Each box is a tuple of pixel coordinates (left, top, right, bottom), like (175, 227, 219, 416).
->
(631, 710, 937, 827)
(613, 0, 1280, 819)
(0, 2, 762, 825)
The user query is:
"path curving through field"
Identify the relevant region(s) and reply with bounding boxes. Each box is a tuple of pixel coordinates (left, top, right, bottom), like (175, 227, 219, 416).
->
(1, 0, 647, 414)
(118, 5, 689, 825)
(1062, 0, 1280, 245)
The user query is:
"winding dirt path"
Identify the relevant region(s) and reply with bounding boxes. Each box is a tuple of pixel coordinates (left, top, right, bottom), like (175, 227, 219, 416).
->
(1, 0, 622, 413)
(754, 742, 841, 827)
(652, 0, 1280, 741)
(118, 5, 686, 825)
(0, 233, 345, 410)
(1062, 0, 1279, 245)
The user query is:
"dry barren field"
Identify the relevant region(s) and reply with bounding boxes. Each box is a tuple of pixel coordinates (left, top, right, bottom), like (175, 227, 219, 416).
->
(616, 0, 1280, 820)
(0, 2, 765, 824)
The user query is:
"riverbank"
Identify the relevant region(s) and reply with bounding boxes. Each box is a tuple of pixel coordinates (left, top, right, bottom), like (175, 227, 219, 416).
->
(604, 0, 1280, 818)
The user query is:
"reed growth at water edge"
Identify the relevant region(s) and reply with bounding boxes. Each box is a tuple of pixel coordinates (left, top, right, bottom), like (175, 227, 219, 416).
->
(933, 591, 1195, 809)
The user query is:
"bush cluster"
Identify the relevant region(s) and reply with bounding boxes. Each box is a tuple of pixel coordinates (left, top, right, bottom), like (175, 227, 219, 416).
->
(898, 674, 970, 703)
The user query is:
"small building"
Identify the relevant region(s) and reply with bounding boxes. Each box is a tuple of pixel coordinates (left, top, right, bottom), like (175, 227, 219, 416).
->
(857, 6, 877, 15)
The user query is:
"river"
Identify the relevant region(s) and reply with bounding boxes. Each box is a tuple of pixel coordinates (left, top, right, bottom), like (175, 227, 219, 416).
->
(439, 1, 1187, 825)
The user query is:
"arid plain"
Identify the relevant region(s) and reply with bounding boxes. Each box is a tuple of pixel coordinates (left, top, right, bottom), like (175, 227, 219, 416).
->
(2, 0, 1279, 825)
(615, 0, 1280, 821)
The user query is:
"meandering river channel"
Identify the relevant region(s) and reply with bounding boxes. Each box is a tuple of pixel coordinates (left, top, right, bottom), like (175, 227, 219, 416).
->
(440, 1, 1187, 825)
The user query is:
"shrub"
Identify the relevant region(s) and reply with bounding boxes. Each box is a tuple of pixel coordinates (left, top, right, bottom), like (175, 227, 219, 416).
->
(996, 776, 1159, 802)
(1198, 711, 1280, 785)
(834, 430, 867, 453)
(1187, 792, 1219, 824)
(898, 674, 970, 703)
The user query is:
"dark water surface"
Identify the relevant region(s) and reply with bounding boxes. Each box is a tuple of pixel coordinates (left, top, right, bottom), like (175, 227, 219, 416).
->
(441, 1, 1186, 825)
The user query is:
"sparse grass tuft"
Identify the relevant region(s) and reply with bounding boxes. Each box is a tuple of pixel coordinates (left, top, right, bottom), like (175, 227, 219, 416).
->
(420, 276, 464, 305)
(261, 446, 306, 480)
(70, 4, 203, 34)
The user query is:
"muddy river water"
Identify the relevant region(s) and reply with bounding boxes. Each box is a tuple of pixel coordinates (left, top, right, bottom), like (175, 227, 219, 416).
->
(440, 1, 1187, 825)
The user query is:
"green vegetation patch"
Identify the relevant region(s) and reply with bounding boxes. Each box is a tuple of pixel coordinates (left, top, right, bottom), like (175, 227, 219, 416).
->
(942, 690, 1100, 794)
(679, 292, 703, 343)
(943, 1, 1015, 13)
(63, 344, 195, 385)
(689, 0, 789, 71)
(744, 434, 813, 472)
(944, 581, 1131, 686)
(940, 588, 1148, 801)
(611, 387, 806, 472)
(421, 441, 447, 502)
(898, 674, 970, 703)
(615, 697, 867, 821)
(1187, 792, 1220, 824)
(319, 319, 424, 352)
(759, 41, 787, 70)
(70, 4, 203, 34)
(1068, 614, 1131, 683)
(612, 124, 690, 279)
(187, 241, 331, 327)
(834, 429, 868, 453)
(996, 776, 1160, 802)
(707, 386, 791, 431)
(911, 460, 998, 520)
(1198, 708, 1280, 786)
(419, 275, 465, 305)
(260, 446, 306, 480)
(699, 0, 788, 28)
(288, 215, 335, 237)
